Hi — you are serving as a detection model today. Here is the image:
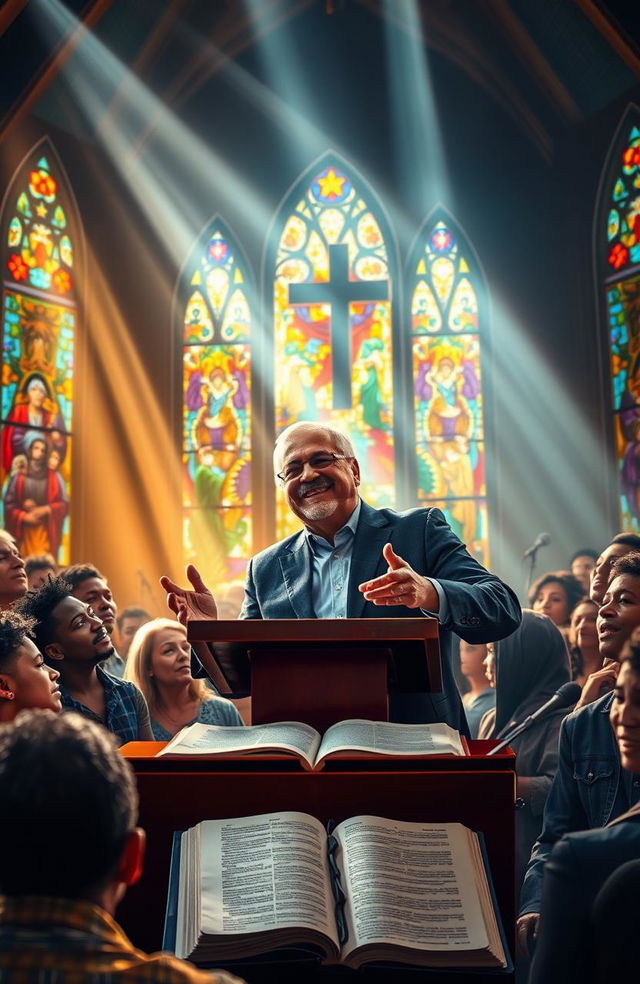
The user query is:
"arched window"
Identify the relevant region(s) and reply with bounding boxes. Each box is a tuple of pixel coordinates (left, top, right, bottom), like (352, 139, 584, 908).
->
(597, 107, 640, 530)
(408, 212, 489, 563)
(270, 154, 397, 538)
(180, 220, 253, 586)
(0, 139, 79, 564)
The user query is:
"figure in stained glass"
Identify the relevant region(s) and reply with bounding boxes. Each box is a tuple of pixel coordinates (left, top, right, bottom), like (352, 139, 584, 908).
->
(272, 157, 395, 535)
(409, 216, 487, 562)
(1, 142, 77, 565)
(181, 222, 252, 583)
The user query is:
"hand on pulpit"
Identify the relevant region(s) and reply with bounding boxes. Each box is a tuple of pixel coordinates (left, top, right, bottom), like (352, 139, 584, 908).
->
(160, 565, 218, 625)
(358, 543, 439, 611)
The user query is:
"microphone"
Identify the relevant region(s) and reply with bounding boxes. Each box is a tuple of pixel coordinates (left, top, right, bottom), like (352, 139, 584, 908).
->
(523, 532, 551, 559)
(486, 682, 581, 756)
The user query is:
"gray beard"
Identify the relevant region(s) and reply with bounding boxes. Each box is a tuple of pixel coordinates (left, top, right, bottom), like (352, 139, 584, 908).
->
(298, 498, 338, 521)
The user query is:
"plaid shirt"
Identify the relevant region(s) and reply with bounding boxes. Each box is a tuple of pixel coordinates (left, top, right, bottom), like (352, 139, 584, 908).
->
(60, 667, 153, 745)
(0, 895, 243, 984)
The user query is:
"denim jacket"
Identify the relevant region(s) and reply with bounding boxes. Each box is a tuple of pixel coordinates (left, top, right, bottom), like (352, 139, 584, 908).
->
(519, 692, 640, 916)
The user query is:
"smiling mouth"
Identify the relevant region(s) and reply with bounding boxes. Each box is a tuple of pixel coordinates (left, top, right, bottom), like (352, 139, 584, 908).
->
(299, 480, 332, 499)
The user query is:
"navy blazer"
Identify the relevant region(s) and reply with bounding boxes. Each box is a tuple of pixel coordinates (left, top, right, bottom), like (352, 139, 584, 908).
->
(241, 502, 521, 732)
(529, 811, 640, 984)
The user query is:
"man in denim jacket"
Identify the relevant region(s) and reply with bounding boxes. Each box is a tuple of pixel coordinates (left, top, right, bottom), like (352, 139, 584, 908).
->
(518, 552, 640, 955)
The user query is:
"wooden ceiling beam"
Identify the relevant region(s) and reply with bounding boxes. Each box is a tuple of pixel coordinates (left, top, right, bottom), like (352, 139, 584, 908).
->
(577, 0, 640, 78)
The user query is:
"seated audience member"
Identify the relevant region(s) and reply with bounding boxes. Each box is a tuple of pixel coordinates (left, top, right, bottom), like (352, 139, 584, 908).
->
(571, 596, 619, 710)
(478, 610, 571, 888)
(459, 640, 494, 739)
(65, 563, 124, 677)
(517, 552, 640, 956)
(24, 552, 57, 590)
(17, 576, 153, 745)
(0, 711, 242, 984)
(0, 610, 61, 722)
(528, 570, 583, 646)
(590, 532, 640, 604)
(569, 548, 598, 593)
(592, 859, 640, 983)
(125, 618, 243, 739)
(0, 530, 28, 611)
(116, 606, 151, 661)
(529, 631, 640, 984)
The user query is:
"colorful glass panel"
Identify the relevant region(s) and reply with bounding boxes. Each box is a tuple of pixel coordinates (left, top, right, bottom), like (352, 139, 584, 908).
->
(607, 273, 640, 527)
(182, 225, 252, 584)
(604, 124, 640, 273)
(273, 161, 395, 538)
(1, 146, 77, 565)
(410, 220, 488, 564)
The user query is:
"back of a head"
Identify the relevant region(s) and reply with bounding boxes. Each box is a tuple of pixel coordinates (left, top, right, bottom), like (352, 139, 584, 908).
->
(0, 710, 137, 897)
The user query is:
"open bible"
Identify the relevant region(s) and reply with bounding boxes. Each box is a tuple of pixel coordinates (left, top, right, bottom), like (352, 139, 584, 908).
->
(168, 811, 509, 971)
(156, 718, 466, 769)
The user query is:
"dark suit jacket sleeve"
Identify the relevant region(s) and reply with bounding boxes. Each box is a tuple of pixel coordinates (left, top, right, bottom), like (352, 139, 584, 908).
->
(240, 557, 261, 619)
(422, 508, 520, 644)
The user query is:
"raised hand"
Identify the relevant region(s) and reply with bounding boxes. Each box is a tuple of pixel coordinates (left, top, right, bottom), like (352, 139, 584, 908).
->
(358, 542, 439, 611)
(159, 565, 218, 626)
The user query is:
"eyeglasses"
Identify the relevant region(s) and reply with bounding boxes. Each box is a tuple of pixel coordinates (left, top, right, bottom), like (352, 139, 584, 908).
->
(276, 452, 352, 483)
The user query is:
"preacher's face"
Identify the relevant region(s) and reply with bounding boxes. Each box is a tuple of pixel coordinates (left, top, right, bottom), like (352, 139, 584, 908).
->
(275, 425, 360, 535)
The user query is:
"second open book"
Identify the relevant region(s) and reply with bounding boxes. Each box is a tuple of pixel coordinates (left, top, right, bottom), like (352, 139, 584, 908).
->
(157, 718, 467, 768)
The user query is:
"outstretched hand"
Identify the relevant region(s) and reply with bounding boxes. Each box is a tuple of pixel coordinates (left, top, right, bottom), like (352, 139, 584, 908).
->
(358, 543, 438, 611)
(159, 564, 218, 626)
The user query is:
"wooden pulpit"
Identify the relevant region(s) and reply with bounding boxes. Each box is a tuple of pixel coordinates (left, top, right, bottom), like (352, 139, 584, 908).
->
(187, 617, 442, 733)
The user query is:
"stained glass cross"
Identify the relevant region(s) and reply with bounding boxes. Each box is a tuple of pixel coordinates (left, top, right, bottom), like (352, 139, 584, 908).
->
(288, 243, 388, 409)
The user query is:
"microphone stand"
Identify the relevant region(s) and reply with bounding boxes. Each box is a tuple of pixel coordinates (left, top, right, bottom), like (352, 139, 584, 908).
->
(486, 716, 536, 757)
(524, 544, 542, 597)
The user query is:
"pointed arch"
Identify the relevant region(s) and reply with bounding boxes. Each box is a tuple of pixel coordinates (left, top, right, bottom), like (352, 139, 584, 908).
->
(267, 152, 399, 539)
(407, 208, 489, 564)
(178, 217, 254, 586)
(596, 104, 640, 530)
(0, 138, 81, 564)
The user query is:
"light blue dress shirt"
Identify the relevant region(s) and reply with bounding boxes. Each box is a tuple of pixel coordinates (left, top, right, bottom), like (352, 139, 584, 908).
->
(305, 500, 449, 622)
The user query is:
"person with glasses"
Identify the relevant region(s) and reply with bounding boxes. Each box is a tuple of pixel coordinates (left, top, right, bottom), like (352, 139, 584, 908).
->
(161, 422, 521, 732)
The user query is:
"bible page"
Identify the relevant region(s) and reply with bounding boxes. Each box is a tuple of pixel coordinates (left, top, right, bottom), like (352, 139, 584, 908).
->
(157, 720, 321, 767)
(316, 719, 464, 765)
(335, 816, 489, 959)
(199, 811, 340, 947)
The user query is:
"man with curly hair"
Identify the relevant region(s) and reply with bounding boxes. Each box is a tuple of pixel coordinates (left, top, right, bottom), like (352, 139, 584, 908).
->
(17, 576, 153, 744)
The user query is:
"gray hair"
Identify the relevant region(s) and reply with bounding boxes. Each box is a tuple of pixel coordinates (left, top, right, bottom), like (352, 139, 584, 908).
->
(273, 422, 356, 477)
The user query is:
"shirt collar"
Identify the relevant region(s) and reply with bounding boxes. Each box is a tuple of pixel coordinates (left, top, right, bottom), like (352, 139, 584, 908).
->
(0, 894, 126, 946)
(305, 499, 362, 551)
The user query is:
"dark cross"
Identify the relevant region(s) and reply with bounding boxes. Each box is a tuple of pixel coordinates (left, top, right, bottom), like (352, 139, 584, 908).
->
(288, 243, 389, 409)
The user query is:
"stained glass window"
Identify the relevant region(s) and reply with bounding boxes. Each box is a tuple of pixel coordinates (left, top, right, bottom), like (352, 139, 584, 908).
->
(181, 223, 253, 585)
(272, 157, 395, 538)
(408, 216, 488, 564)
(601, 112, 640, 529)
(1, 142, 77, 564)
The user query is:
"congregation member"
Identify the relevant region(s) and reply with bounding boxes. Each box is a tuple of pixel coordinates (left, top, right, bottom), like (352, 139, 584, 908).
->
(590, 531, 640, 604)
(0, 710, 242, 984)
(17, 576, 153, 744)
(459, 639, 494, 738)
(529, 630, 640, 984)
(162, 422, 521, 733)
(528, 570, 583, 646)
(478, 611, 571, 888)
(116, 605, 151, 661)
(571, 595, 620, 710)
(569, 548, 598, 593)
(125, 618, 243, 739)
(24, 551, 57, 589)
(0, 609, 61, 722)
(65, 562, 124, 677)
(0, 530, 27, 611)
(517, 552, 640, 956)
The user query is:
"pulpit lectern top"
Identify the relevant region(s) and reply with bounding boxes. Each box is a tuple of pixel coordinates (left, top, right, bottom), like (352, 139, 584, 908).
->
(187, 617, 442, 733)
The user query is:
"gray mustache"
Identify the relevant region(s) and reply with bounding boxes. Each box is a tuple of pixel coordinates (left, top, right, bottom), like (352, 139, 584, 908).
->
(297, 477, 332, 498)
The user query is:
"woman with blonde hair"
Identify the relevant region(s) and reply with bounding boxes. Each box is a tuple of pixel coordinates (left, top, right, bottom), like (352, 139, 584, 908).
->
(125, 617, 242, 739)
